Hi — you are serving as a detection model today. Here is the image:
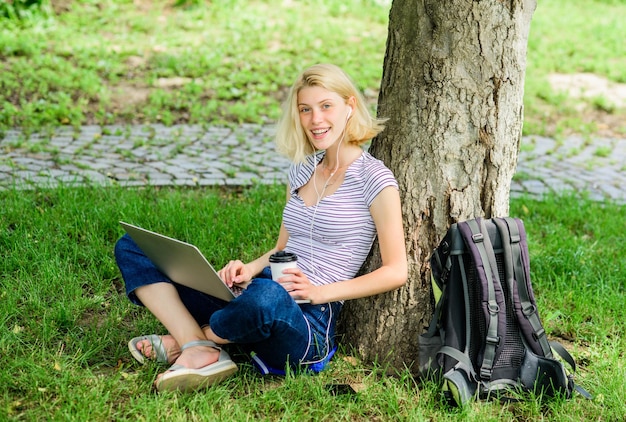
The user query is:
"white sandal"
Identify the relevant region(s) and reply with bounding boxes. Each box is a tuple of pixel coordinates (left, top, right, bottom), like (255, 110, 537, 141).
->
(155, 340, 238, 392)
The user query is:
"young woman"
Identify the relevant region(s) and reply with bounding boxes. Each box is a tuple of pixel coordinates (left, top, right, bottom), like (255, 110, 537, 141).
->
(115, 63, 408, 392)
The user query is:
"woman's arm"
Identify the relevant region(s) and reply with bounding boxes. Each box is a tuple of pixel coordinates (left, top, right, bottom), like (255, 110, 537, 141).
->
(285, 185, 408, 304)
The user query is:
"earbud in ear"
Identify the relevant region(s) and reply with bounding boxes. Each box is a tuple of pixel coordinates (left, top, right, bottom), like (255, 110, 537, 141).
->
(346, 108, 352, 120)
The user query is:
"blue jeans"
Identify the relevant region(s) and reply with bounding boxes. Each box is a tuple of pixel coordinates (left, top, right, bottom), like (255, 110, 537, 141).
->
(114, 234, 341, 370)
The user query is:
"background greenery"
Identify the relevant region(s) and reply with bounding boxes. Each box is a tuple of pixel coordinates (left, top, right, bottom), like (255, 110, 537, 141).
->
(1, 0, 625, 137)
(1, 187, 624, 420)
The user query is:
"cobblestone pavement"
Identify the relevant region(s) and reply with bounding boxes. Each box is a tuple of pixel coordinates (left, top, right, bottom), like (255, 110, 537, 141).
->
(1, 124, 625, 203)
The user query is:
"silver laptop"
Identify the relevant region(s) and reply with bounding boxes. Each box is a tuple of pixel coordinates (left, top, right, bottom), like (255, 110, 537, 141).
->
(119, 222, 241, 302)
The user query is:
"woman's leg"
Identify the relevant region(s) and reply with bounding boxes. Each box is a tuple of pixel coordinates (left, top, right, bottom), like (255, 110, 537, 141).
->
(133, 283, 221, 370)
(115, 234, 226, 370)
(207, 277, 338, 369)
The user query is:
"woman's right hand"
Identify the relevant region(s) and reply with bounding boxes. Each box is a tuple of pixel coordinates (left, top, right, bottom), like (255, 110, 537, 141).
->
(219, 260, 253, 288)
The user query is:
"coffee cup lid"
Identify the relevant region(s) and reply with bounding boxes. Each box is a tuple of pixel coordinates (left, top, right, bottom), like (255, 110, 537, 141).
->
(269, 251, 297, 263)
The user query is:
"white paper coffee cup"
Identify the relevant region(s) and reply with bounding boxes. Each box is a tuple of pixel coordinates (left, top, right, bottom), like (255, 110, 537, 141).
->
(269, 251, 298, 281)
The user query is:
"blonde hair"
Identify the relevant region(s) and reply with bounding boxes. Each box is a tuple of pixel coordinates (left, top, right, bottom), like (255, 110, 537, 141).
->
(275, 63, 387, 163)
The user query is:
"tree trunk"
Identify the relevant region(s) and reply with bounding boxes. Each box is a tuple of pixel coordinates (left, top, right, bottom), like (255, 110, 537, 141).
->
(339, 0, 536, 372)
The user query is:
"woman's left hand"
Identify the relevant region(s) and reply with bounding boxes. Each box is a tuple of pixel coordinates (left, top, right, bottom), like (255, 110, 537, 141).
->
(277, 267, 322, 304)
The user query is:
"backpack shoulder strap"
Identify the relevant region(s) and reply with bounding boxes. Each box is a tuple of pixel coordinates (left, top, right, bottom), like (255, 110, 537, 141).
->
(458, 218, 503, 380)
(496, 217, 552, 358)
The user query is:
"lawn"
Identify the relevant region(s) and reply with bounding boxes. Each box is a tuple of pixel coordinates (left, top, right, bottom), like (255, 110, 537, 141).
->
(1, 187, 625, 420)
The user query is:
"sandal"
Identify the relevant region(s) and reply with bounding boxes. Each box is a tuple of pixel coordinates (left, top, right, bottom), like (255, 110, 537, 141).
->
(155, 340, 238, 392)
(128, 335, 172, 364)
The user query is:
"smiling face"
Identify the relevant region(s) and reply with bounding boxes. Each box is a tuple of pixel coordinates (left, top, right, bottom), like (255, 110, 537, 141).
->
(297, 85, 353, 151)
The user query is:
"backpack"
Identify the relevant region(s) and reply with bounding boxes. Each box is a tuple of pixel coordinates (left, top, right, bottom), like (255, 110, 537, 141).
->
(419, 217, 591, 406)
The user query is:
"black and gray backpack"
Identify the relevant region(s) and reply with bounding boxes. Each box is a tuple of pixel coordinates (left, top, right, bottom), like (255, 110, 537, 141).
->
(419, 217, 591, 406)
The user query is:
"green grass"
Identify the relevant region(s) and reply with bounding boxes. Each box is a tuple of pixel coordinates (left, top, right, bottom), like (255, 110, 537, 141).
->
(524, 0, 626, 137)
(1, 186, 624, 420)
(1, 0, 625, 136)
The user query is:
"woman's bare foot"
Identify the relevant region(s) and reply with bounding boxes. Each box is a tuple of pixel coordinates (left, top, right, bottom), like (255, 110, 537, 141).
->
(135, 335, 181, 363)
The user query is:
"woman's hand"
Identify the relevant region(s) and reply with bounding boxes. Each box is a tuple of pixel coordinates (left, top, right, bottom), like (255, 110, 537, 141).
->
(278, 267, 322, 304)
(219, 260, 253, 288)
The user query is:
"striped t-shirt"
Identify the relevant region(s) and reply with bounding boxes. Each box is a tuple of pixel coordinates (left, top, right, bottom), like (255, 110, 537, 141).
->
(282, 150, 398, 288)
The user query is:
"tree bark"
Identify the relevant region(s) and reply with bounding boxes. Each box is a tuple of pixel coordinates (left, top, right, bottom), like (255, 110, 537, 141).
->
(339, 0, 536, 372)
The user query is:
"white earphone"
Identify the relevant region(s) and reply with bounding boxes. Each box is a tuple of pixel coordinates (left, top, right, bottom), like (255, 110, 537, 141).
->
(303, 108, 351, 366)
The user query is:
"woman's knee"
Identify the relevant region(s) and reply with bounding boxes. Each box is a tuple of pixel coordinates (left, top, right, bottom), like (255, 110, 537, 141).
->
(114, 234, 129, 256)
(114, 234, 139, 262)
(209, 279, 300, 337)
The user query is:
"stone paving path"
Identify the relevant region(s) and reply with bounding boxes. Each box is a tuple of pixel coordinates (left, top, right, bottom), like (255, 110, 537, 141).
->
(1, 124, 625, 203)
